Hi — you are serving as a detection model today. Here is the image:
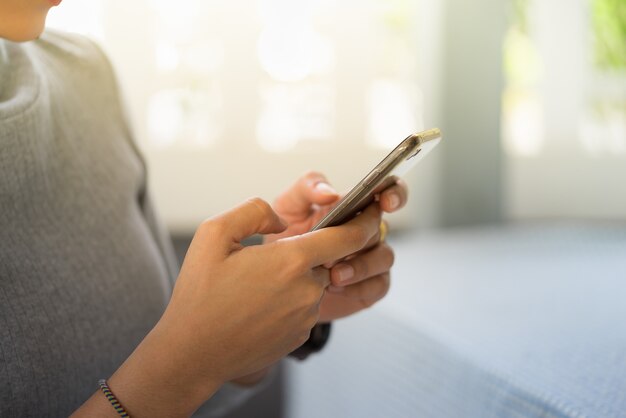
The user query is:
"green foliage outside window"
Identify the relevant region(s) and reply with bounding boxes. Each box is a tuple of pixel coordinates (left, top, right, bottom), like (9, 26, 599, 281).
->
(592, 0, 626, 71)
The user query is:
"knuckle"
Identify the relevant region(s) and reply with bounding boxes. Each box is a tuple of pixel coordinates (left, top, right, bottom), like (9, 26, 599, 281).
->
(247, 197, 273, 217)
(296, 329, 312, 347)
(349, 224, 371, 246)
(303, 283, 323, 306)
(352, 257, 368, 281)
(358, 295, 377, 309)
(211, 218, 229, 236)
(305, 310, 320, 330)
(198, 217, 225, 236)
(357, 275, 390, 309)
(381, 244, 395, 267)
(304, 170, 325, 182)
(397, 179, 409, 195)
(372, 275, 391, 302)
(198, 218, 213, 233)
(286, 246, 311, 275)
(378, 274, 391, 298)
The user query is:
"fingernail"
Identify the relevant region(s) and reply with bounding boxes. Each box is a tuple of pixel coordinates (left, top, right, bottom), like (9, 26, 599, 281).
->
(315, 182, 338, 196)
(327, 285, 345, 293)
(388, 193, 400, 210)
(334, 263, 354, 283)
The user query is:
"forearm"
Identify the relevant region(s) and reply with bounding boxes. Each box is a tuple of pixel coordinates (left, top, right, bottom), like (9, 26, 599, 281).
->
(71, 325, 222, 418)
(71, 389, 125, 418)
(230, 365, 274, 387)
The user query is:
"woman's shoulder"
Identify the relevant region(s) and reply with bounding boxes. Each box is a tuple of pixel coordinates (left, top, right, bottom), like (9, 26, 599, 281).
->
(36, 29, 106, 61)
(30, 29, 116, 82)
(0, 30, 115, 120)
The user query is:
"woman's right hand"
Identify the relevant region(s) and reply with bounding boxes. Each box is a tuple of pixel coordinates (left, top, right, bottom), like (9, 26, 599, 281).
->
(98, 197, 381, 417)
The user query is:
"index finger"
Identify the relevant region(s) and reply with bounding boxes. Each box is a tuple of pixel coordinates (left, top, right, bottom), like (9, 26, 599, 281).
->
(273, 171, 340, 218)
(274, 204, 382, 268)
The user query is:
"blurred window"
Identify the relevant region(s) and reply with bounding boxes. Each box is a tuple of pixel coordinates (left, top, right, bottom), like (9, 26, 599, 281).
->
(48, 0, 423, 152)
(47, 0, 435, 231)
(503, 0, 625, 157)
(503, 0, 626, 220)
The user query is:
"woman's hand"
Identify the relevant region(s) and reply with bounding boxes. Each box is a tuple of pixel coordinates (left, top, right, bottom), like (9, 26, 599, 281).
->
(266, 171, 408, 322)
(75, 197, 381, 418)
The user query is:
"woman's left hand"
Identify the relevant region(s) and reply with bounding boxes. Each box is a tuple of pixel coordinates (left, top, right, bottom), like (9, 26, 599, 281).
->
(265, 171, 408, 322)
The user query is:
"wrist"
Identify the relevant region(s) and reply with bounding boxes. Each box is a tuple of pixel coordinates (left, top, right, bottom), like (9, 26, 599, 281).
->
(107, 325, 223, 418)
(230, 366, 273, 387)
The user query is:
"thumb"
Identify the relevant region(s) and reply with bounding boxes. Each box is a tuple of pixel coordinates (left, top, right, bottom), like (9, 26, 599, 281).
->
(212, 197, 287, 248)
(274, 171, 340, 217)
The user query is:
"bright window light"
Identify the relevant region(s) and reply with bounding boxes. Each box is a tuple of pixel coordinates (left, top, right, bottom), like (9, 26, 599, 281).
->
(367, 79, 421, 149)
(147, 89, 220, 149)
(257, 27, 315, 83)
(46, 0, 104, 40)
(147, 91, 185, 148)
(502, 90, 544, 156)
(257, 83, 334, 152)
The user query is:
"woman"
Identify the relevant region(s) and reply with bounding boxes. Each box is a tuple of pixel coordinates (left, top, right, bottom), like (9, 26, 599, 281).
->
(0, 1, 407, 416)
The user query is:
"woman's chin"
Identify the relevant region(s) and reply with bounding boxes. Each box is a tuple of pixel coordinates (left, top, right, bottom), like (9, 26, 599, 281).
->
(0, 11, 49, 42)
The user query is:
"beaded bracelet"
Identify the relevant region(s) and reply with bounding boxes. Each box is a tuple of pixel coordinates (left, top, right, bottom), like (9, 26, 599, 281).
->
(98, 379, 131, 417)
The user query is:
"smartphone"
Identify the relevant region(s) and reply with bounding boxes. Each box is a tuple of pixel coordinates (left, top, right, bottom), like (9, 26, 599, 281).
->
(310, 128, 442, 231)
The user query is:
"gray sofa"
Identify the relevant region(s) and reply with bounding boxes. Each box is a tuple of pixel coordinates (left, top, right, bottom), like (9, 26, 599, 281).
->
(286, 224, 626, 418)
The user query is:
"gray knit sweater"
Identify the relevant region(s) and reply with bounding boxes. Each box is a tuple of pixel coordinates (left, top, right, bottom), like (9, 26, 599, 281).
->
(0, 31, 257, 417)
